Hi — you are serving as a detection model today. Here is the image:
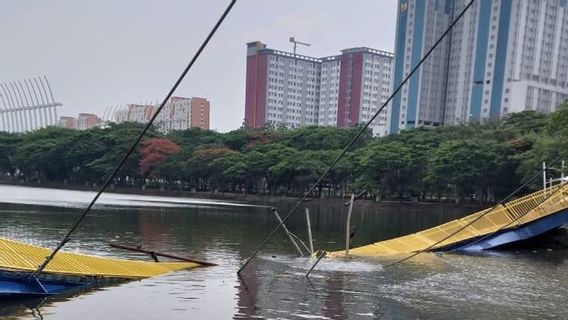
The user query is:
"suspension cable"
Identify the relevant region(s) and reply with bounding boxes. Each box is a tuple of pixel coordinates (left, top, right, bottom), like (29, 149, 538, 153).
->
(32, 0, 237, 278)
(238, 0, 477, 274)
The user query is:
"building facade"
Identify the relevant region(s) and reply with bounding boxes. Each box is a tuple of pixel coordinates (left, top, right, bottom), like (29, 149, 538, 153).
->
(245, 42, 321, 129)
(244, 42, 393, 135)
(58, 116, 75, 129)
(391, 0, 568, 134)
(188, 97, 210, 130)
(110, 96, 210, 133)
(58, 113, 102, 130)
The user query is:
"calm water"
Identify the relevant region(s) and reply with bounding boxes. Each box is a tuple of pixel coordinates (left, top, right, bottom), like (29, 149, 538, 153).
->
(0, 185, 566, 319)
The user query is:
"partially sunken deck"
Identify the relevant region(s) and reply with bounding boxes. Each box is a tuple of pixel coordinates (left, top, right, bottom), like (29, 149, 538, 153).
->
(329, 184, 568, 257)
(0, 238, 201, 279)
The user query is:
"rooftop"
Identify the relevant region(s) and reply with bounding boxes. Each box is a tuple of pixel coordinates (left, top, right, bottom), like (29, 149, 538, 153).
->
(247, 41, 393, 63)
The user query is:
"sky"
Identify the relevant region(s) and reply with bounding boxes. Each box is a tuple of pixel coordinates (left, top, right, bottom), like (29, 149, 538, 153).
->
(1, 0, 398, 132)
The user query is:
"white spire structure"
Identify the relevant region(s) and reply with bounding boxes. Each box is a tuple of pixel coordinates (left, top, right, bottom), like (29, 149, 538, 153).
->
(0, 76, 62, 133)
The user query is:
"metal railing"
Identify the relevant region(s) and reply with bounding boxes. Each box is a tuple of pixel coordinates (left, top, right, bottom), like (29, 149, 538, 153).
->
(332, 183, 568, 256)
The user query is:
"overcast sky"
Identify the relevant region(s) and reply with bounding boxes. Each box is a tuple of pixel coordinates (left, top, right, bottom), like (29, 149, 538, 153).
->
(2, 0, 397, 132)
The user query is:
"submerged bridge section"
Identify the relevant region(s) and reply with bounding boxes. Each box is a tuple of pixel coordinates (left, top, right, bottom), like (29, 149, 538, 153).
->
(0, 76, 62, 133)
(331, 183, 568, 257)
(0, 238, 201, 279)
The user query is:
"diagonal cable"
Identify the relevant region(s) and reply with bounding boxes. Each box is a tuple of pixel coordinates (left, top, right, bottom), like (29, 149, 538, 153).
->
(238, 0, 477, 274)
(32, 0, 237, 278)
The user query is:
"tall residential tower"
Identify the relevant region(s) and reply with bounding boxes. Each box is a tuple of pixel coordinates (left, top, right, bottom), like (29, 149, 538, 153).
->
(390, 0, 568, 134)
(244, 42, 393, 135)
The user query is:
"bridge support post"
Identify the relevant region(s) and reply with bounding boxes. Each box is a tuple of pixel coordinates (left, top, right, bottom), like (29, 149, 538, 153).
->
(543, 162, 547, 194)
(345, 193, 355, 256)
(272, 208, 304, 256)
(305, 208, 314, 255)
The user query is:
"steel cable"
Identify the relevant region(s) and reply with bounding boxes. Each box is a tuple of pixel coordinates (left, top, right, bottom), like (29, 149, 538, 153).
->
(32, 0, 237, 277)
(239, 0, 477, 274)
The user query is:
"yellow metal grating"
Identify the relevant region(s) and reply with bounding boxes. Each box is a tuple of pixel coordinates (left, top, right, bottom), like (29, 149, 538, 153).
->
(330, 184, 568, 257)
(0, 238, 201, 279)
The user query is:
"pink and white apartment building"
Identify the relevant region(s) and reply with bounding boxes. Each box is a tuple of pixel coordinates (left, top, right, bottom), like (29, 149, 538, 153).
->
(244, 41, 393, 136)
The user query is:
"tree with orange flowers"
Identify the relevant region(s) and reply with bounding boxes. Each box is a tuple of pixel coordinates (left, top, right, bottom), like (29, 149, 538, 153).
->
(138, 138, 181, 177)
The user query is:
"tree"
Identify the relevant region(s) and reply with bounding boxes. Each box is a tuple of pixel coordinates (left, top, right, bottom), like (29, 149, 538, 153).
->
(354, 140, 426, 200)
(546, 101, 568, 136)
(502, 110, 548, 135)
(427, 140, 507, 202)
(186, 145, 240, 190)
(0, 132, 21, 177)
(138, 138, 181, 177)
(14, 127, 78, 182)
(89, 123, 159, 182)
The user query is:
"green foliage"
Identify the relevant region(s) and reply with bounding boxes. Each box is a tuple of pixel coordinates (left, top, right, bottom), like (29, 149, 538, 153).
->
(0, 108, 564, 202)
(546, 101, 568, 136)
(0, 132, 21, 176)
(502, 111, 548, 135)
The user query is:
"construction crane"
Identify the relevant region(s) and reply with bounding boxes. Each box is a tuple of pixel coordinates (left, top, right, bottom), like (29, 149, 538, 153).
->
(289, 37, 311, 56)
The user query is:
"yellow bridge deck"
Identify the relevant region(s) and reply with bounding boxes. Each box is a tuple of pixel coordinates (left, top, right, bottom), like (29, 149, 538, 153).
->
(0, 238, 201, 279)
(330, 183, 568, 257)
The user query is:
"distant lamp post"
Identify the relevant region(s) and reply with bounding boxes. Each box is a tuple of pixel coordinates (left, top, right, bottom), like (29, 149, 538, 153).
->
(289, 37, 311, 56)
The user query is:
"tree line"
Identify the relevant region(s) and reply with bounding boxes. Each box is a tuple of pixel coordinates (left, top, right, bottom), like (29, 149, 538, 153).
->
(1, 103, 567, 203)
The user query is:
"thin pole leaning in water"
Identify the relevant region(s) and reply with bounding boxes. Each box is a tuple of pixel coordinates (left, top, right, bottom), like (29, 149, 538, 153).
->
(562, 160, 565, 184)
(272, 208, 304, 256)
(109, 243, 217, 266)
(345, 194, 355, 255)
(543, 162, 547, 193)
(237, 0, 477, 275)
(305, 208, 314, 255)
(305, 250, 327, 278)
(31, 0, 237, 278)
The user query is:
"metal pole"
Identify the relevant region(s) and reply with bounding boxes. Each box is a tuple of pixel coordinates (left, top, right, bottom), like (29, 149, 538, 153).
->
(272, 208, 304, 256)
(237, 0, 477, 275)
(543, 162, 547, 193)
(305, 208, 314, 255)
(109, 243, 217, 266)
(305, 250, 327, 278)
(560, 160, 564, 184)
(31, 0, 238, 278)
(345, 194, 355, 255)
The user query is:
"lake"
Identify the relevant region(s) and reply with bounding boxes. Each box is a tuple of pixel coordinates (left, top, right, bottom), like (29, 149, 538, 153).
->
(0, 185, 566, 319)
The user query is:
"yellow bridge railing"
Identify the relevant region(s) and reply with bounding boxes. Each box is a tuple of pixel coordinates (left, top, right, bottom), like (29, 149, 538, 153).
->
(330, 183, 568, 257)
(0, 238, 202, 279)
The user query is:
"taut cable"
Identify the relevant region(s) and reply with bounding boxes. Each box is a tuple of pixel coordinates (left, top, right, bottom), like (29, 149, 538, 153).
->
(32, 0, 237, 278)
(238, 0, 477, 275)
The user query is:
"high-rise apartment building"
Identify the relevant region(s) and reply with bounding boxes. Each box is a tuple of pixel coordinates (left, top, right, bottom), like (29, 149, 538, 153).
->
(110, 96, 210, 133)
(245, 42, 321, 129)
(58, 113, 102, 130)
(244, 42, 393, 135)
(391, 0, 568, 134)
(188, 97, 210, 130)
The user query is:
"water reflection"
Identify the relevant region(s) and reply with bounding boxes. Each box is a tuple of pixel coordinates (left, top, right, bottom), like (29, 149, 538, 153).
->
(0, 186, 566, 319)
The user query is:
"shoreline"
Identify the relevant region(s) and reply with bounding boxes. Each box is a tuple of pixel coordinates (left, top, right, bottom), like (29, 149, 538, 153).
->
(0, 180, 487, 212)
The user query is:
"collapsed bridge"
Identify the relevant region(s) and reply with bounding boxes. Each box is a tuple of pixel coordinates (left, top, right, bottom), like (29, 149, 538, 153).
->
(329, 183, 568, 257)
